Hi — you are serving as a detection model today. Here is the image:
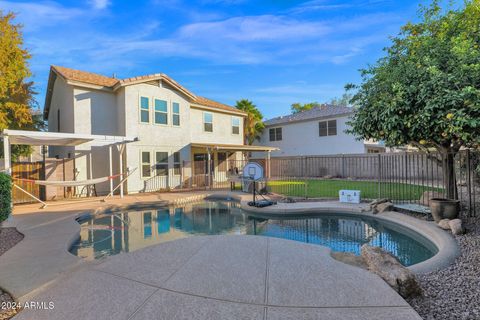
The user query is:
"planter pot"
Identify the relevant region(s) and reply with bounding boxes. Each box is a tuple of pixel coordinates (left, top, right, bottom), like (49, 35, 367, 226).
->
(429, 198, 460, 222)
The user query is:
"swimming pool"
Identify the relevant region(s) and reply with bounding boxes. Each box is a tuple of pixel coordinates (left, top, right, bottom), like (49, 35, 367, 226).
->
(70, 200, 436, 266)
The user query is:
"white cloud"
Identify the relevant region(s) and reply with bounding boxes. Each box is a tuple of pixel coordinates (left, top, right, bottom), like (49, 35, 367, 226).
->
(0, 1, 83, 31)
(255, 83, 341, 95)
(3, 0, 403, 84)
(178, 15, 330, 42)
(290, 0, 393, 14)
(89, 0, 111, 10)
(199, 0, 248, 4)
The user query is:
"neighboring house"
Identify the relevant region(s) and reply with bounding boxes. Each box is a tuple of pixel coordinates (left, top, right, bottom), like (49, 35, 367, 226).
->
(44, 66, 271, 195)
(254, 105, 385, 157)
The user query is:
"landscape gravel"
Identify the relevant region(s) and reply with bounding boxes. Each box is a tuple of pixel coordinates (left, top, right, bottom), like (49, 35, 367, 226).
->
(0, 227, 24, 320)
(407, 215, 480, 320)
(0, 228, 23, 256)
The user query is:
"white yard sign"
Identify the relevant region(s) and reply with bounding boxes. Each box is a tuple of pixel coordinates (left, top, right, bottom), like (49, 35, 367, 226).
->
(339, 190, 361, 204)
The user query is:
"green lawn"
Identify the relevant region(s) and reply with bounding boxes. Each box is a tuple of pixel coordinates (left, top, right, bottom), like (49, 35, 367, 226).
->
(267, 179, 442, 201)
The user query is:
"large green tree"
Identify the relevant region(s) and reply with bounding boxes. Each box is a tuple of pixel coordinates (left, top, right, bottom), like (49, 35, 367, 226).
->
(290, 102, 320, 114)
(0, 11, 37, 160)
(235, 99, 265, 145)
(347, 1, 480, 199)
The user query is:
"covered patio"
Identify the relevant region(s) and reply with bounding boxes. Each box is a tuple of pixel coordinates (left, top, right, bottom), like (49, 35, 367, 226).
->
(189, 143, 278, 188)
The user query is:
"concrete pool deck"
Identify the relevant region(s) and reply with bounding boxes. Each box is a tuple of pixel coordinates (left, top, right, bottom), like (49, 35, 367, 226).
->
(14, 235, 421, 320)
(1, 191, 456, 319)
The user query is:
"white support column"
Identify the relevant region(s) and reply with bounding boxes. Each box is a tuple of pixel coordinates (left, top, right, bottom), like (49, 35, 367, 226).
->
(266, 151, 271, 179)
(118, 144, 124, 198)
(3, 135, 11, 175)
(206, 148, 211, 188)
(89, 152, 93, 179)
(108, 145, 113, 195)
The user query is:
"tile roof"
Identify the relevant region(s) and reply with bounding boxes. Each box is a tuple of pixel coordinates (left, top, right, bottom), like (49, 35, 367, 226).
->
(48, 66, 243, 115)
(264, 105, 354, 126)
(192, 96, 245, 114)
(52, 65, 119, 87)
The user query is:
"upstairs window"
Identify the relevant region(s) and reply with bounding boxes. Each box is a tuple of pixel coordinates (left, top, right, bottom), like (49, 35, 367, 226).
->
(204, 112, 213, 132)
(173, 152, 181, 175)
(269, 127, 282, 141)
(140, 97, 150, 123)
(154, 99, 168, 125)
(155, 152, 169, 176)
(232, 117, 240, 135)
(172, 102, 180, 126)
(319, 120, 337, 136)
(141, 151, 151, 178)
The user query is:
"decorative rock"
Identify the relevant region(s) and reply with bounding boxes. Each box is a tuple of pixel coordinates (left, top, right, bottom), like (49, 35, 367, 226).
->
(361, 245, 422, 298)
(448, 219, 464, 235)
(420, 191, 445, 206)
(369, 198, 390, 206)
(376, 202, 394, 213)
(281, 197, 296, 203)
(407, 215, 480, 320)
(370, 199, 394, 214)
(331, 251, 368, 270)
(437, 219, 451, 230)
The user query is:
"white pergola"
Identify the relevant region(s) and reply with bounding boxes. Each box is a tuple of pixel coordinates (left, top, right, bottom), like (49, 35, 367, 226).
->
(2, 129, 137, 198)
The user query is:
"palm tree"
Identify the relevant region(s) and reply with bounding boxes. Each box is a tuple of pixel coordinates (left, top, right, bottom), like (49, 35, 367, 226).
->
(235, 99, 265, 145)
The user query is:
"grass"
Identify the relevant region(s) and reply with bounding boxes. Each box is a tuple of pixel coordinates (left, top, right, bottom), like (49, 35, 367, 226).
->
(267, 179, 443, 201)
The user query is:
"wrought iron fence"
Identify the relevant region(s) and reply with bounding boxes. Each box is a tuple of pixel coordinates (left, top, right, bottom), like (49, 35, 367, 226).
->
(142, 150, 480, 217)
(249, 150, 478, 217)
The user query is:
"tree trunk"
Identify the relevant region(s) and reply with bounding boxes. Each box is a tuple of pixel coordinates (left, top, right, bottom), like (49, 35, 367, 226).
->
(441, 151, 458, 200)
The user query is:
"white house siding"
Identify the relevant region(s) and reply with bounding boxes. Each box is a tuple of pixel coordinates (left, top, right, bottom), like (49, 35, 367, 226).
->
(48, 77, 75, 159)
(189, 107, 244, 184)
(189, 107, 244, 145)
(47, 74, 245, 195)
(254, 115, 365, 157)
(123, 82, 194, 194)
(73, 87, 120, 194)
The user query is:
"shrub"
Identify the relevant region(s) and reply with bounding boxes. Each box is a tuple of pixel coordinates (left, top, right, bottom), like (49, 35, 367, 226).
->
(0, 173, 12, 223)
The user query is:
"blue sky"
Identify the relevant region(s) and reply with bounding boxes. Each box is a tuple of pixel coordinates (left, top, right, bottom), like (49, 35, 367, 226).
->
(2, 0, 425, 119)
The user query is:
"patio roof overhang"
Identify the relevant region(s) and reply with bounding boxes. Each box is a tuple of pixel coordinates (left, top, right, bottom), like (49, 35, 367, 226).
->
(1, 129, 137, 147)
(190, 143, 278, 152)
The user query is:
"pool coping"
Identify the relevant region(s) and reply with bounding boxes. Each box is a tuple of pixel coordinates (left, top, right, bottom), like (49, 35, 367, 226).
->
(217, 193, 459, 275)
(81, 191, 460, 274)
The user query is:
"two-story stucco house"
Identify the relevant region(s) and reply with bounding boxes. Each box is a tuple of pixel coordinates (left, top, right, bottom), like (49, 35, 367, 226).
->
(254, 105, 385, 157)
(44, 66, 273, 195)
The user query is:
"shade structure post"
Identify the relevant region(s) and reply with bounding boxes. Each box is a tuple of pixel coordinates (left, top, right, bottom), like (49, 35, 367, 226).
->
(206, 147, 211, 189)
(108, 145, 113, 195)
(3, 135, 11, 175)
(117, 144, 125, 198)
(266, 151, 271, 179)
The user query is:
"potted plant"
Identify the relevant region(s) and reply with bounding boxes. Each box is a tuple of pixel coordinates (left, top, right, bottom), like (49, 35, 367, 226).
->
(429, 198, 460, 222)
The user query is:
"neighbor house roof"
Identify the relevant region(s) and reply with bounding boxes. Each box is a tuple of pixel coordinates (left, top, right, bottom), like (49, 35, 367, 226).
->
(264, 105, 354, 127)
(44, 66, 245, 119)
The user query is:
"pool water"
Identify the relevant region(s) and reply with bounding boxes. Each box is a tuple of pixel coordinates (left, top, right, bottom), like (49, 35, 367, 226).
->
(70, 200, 436, 266)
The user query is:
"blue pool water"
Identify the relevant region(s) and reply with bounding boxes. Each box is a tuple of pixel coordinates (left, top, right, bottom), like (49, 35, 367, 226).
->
(70, 200, 436, 266)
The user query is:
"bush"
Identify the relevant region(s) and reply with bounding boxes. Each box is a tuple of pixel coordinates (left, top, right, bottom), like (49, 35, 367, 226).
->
(0, 173, 12, 223)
